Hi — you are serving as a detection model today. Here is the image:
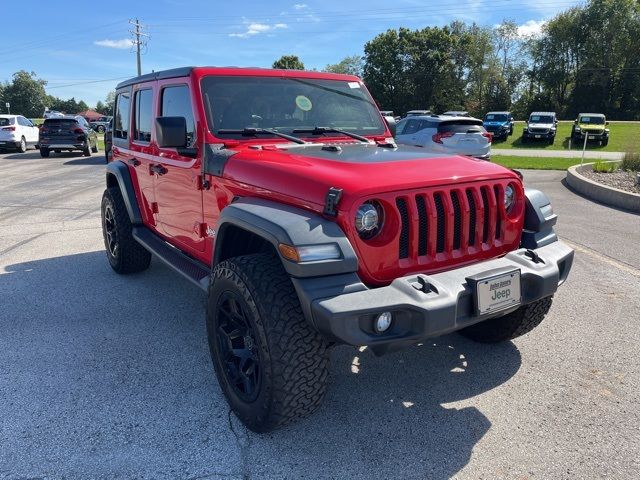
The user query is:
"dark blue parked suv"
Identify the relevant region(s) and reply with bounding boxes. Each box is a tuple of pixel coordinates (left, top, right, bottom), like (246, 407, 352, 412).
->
(483, 111, 514, 141)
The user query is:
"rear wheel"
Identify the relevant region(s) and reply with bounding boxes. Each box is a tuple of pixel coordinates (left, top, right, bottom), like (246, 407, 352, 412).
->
(83, 142, 91, 157)
(40, 148, 50, 158)
(459, 297, 553, 343)
(97, 125, 106, 133)
(101, 187, 151, 274)
(91, 140, 99, 153)
(207, 253, 330, 433)
(18, 136, 27, 153)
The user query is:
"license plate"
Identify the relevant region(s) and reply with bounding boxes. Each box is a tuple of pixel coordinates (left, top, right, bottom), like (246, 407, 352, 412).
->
(535, 135, 541, 138)
(476, 270, 521, 314)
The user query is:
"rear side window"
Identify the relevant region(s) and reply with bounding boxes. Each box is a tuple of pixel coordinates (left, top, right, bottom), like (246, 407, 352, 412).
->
(438, 120, 483, 133)
(400, 119, 421, 135)
(134, 89, 153, 142)
(161, 85, 194, 146)
(114, 92, 131, 140)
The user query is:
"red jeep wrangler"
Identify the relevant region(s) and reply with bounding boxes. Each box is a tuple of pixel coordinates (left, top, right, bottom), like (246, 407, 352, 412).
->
(101, 67, 573, 432)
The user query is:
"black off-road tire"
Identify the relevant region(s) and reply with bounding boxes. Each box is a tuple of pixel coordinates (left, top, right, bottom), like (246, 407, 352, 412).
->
(602, 137, 609, 146)
(92, 141, 99, 153)
(40, 148, 50, 158)
(101, 187, 151, 274)
(459, 296, 553, 343)
(207, 253, 330, 433)
(97, 125, 106, 133)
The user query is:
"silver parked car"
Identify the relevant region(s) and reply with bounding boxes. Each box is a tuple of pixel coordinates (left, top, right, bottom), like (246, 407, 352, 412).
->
(394, 115, 492, 160)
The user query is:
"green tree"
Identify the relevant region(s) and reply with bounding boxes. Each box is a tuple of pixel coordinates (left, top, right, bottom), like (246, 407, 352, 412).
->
(2, 71, 48, 117)
(272, 55, 305, 70)
(324, 55, 364, 77)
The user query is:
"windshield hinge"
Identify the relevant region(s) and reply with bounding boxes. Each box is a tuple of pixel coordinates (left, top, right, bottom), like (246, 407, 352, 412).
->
(324, 187, 343, 217)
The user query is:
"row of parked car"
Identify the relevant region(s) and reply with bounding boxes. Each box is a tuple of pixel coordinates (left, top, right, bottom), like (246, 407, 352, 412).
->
(379, 109, 611, 159)
(0, 114, 100, 156)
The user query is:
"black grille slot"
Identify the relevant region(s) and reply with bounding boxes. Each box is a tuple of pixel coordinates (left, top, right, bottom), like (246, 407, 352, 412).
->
(494, 185, 502, 239)
(396, 198, 410, 259)
(415, 195, 428, 256)
(481, 187, 490, 243)
(434, 193, 446, 253)
(450, 191, 462, 250)
(466, 189, 476, 246)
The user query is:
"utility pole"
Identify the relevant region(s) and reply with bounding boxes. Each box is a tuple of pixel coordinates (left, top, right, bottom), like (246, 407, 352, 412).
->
(129, 18, 149, 76)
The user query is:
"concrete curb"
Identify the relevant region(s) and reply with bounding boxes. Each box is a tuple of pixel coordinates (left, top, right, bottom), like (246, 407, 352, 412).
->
(566, 162, 640, 213)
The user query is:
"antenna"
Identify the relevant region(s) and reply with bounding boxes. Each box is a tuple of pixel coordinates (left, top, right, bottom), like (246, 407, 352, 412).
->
(129, 18, 149, 76)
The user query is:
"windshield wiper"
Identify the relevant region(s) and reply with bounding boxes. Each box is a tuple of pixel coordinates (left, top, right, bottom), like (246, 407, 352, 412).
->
(292, 126, 371, 143)
(217, 127, 307, 144)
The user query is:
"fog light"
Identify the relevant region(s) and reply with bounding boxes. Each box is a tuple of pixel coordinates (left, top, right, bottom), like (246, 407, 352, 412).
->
(374, 312, 393, 333)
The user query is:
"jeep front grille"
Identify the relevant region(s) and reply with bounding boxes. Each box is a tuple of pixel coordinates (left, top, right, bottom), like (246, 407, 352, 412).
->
(396, 183, 505, 260)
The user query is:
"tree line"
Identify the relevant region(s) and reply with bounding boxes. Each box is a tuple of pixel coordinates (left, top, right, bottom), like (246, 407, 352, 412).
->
(277, 0, 640, 120)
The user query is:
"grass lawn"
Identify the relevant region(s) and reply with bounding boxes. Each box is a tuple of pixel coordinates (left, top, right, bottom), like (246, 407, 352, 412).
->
(492, 155, 579, 170)
(492, 121, 640, 152)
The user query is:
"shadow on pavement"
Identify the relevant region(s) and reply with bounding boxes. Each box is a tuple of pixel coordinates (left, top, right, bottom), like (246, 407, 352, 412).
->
(64, 156, 107, 166)
(1, 251, 522, 479)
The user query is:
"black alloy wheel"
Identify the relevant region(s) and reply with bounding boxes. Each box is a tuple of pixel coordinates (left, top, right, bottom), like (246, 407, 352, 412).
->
(215, 291, 262, 402)
(102, 204, 118, 258)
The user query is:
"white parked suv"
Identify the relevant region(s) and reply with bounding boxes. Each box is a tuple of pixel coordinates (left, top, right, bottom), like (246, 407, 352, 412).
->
(0, 115, 40, 153)
(395, 114, 492, 160)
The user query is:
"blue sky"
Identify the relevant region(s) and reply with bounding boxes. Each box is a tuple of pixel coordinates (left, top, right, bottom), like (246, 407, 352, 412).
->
(0, 0, 583, 108)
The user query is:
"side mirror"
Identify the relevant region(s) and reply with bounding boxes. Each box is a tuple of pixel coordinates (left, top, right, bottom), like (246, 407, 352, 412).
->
(155, 116, 188, 148)
(384, 115, 397, 137)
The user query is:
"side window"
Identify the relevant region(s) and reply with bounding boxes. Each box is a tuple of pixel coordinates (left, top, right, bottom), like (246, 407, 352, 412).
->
(114, 91, 131, 140)
(402, 119, 421, 135)
(161, 85, 195, 146)
(17, 116, 27, 126)
(134, 89, 153, 143)
(396, 119, 407, 135)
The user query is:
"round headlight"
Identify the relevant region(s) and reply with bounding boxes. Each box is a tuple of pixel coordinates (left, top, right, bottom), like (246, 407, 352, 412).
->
(355, 202, 381, 239)
(504, 184, 515, 211)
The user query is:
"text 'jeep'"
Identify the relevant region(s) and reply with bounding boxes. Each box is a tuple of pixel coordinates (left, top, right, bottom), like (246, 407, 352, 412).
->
(101, 67, 574, 432)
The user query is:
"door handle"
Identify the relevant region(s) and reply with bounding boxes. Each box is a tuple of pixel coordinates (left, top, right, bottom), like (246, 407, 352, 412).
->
(150, 164, 168, 176)
(127, 158, 140, 167)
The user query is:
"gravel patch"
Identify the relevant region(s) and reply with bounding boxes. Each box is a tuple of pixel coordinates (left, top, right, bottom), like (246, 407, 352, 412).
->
(582, 169, 640, 194)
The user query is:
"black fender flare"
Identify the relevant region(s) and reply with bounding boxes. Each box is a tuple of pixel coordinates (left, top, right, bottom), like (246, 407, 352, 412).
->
(214, 197, 358, 278)
(105, 161, 142, 224)
(521, 188, 558, 249)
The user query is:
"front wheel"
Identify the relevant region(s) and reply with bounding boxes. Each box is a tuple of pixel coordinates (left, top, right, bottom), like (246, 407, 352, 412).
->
(207, 253, 330, 433)
(459, 296, 553, 343)
(602, 137, 609, 146)
(40, 148, 50, 158)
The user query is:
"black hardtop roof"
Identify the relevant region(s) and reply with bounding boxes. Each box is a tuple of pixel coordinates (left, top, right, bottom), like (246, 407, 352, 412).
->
(116, 67, 195, 89)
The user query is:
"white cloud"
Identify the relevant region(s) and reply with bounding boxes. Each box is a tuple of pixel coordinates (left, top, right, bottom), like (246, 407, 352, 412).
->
(94, 38, 134, 49)
(293, 3, 308, 9)
(229, 22, 288, 38)
(517, 20, 546, 37)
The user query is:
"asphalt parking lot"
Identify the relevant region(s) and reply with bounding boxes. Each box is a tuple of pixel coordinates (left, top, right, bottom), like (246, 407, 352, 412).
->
(1, 150, 639, 479)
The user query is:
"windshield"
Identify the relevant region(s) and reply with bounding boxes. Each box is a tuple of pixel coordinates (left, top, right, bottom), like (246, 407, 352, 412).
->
(579, 116, 604, 125)
(485, 114, 508, 122)
(201, 76, 386, 139)
(530, 115, 554, 123)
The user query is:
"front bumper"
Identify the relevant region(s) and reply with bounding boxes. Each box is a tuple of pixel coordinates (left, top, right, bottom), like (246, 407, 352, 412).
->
(573, 131, 607, 141)
(301, 241, 573, 352)
(523, 130, 555, 139)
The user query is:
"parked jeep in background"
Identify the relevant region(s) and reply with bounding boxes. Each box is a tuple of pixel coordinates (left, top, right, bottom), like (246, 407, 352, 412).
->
(101, 66, 573, 432)
(571, 113, 609, 146)
(522, 111, 557, 144)
(90, 115, 113, 133)
(483, 111, 514, 140)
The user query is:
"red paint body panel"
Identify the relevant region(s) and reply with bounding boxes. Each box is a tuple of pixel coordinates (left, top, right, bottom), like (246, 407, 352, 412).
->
(114, 67, 525, 285)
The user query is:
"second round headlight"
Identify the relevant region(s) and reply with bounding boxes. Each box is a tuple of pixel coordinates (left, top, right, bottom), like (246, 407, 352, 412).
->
(355, 202, 382, 239)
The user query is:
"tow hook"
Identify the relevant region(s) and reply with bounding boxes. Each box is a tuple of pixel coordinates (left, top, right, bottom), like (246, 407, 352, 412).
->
(524, 249, 545, 264)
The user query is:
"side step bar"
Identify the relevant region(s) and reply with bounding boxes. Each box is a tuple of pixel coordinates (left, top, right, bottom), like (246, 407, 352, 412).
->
(132, 226, 210, 292)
